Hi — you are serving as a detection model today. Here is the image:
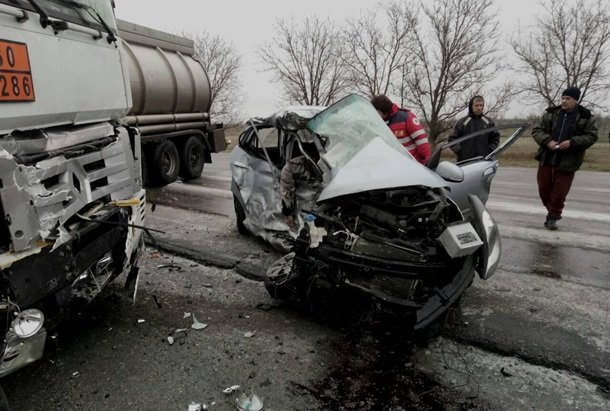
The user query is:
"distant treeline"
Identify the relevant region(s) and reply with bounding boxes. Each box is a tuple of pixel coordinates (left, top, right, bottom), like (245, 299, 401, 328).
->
(497, 117, 610, 145)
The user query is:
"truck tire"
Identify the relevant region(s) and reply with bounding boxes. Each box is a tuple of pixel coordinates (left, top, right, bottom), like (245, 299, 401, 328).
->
(148, 140, 180, 187)
(233, 195, 249, 235)
(179, 136, 205, 181)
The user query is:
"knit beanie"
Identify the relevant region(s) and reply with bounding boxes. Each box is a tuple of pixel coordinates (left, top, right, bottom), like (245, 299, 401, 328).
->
(562, 86, 581, 101)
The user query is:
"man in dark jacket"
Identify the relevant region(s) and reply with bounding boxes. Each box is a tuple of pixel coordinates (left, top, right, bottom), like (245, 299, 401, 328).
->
(532, 86, 598, 230)
(448, 95, 500, 162)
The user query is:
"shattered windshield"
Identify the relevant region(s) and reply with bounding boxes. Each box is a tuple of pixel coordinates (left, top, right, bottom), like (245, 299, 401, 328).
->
(307, 94, 411, 170)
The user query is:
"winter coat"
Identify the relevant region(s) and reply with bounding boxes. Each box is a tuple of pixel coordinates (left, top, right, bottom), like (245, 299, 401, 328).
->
(447, 98, 500, 162)
(532, 105, 598, 172)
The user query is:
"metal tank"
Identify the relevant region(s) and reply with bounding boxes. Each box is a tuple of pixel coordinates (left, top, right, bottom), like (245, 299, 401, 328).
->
(117, 19, 212, 116)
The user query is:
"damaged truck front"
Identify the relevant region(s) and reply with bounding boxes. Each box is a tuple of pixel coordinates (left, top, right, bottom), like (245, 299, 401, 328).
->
(0, 0, 144, 379)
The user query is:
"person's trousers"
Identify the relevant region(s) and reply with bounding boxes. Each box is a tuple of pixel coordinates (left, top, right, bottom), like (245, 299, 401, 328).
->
(536, 165, 575, 219)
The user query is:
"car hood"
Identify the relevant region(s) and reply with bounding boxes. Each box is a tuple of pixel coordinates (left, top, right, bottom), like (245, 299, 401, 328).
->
(318, 137, 446, 202)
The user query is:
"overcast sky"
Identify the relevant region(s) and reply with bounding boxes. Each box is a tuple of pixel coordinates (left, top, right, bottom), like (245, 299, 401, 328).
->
(115, 0, 544, 119)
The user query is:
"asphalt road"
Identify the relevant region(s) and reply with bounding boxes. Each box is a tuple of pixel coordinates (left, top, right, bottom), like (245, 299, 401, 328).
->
(3, 153, 609, 410)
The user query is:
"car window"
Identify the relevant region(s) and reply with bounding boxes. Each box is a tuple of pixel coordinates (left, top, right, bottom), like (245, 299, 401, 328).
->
(238, 125, 282, 164)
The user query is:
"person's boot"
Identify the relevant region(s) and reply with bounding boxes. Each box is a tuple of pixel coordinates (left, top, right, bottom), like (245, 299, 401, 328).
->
(545, 218, 558, 230)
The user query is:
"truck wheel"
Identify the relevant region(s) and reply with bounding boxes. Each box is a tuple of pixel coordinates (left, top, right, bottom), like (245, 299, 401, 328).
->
(233, 195, 249, 235)
(179, 136, 205, 181)
(148, 141, 180, 187)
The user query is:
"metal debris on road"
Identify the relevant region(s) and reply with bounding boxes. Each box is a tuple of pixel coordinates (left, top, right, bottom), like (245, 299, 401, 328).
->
(192, 315, 208, 330)
(223, 385, 240, 394)
(235, 392, 263, 411)
(244, 331, 256, 338)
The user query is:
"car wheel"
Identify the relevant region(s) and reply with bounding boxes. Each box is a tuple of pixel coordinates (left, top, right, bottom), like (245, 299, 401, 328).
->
(179, 136, 205, 181)
(233, 195, 249, 235)
(147, 140, 180, 187)
(264, 252, 300, 300)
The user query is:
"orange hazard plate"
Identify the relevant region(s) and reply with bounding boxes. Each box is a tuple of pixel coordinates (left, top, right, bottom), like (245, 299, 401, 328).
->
(0, 39, 35, 102)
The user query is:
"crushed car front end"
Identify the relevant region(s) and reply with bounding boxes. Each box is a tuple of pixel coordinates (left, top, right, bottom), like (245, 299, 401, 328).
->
(266, 184, 493, 328)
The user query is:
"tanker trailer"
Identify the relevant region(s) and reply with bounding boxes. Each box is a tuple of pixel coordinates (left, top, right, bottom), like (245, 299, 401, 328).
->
(118, 20, 226, 187)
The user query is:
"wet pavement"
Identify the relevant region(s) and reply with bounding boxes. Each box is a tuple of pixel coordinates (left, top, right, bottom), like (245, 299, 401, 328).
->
(501, 237, 609, 289)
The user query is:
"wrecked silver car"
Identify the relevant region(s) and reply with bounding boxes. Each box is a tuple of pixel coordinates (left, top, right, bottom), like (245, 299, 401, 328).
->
(231, 94, 524, 328)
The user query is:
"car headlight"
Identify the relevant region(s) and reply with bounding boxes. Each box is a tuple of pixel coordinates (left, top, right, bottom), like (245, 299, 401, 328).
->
(11, 309, 44, 339)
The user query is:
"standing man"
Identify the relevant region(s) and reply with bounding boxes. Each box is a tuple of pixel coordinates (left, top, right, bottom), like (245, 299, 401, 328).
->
(448, 95, 500, 162)
(532, 86, 598, 230)
(371, 95, 431, 164)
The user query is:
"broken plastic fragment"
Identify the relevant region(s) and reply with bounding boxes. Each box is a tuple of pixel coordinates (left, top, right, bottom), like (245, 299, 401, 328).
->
(244, 331, 256, 338)
(235, 392, 263, 411)
(192, 315, 208, 331)
(223, 385, 240, 394)
(188, 402, 202, 411)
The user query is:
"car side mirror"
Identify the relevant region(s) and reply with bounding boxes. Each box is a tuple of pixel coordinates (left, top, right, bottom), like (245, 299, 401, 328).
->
(436, 161, 464, 183)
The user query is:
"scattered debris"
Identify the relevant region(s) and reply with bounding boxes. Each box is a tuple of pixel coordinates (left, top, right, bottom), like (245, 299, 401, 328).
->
(168, 328, 188, 346)
(236, 392, 263, 411)
(192, 315, 208, 330)
(184, 284, 193, 289)
(156, 263, 182, 270)
(184, 312, 192, 319)
(255, 303, 274, 312)
(223, 385, 240, 394)
(188, 401, 202, 411)
(72, 371, 80, 378)
(500, 367, 513, 377)
(202, 283, 213, 288)
(244, 331, 256, 338)
(137, 319, 146, 324)
(153, 295, 162, 309)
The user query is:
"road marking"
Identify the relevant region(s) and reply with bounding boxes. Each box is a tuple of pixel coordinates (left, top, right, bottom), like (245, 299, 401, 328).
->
(164, 182, 233, 199)
(487, 199, 610, 223)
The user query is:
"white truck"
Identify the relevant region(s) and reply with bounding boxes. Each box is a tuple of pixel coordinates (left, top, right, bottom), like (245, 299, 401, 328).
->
(0, 0, 223, 390)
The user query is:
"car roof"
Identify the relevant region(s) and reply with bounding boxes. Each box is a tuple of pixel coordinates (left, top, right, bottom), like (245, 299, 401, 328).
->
(247, 106, 326, 131)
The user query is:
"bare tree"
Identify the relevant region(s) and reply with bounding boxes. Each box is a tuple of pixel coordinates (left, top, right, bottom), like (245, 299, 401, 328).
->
(398, 0, 512, 144)
(342, 1, 415, 98)
(259, 16, 348, 106)
(184, 31, 243, 124)
(511, 0, 610, 108)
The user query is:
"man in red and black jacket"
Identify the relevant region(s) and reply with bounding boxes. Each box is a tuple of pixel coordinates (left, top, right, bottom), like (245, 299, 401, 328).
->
(371, 94, 431, 164)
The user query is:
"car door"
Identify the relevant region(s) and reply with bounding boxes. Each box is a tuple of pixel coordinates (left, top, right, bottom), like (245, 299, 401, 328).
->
(230, 123, 285, 231)
(427, 124, 528, 217)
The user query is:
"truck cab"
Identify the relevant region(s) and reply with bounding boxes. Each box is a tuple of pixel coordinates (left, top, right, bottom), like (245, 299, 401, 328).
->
(0, 0, 144, 378)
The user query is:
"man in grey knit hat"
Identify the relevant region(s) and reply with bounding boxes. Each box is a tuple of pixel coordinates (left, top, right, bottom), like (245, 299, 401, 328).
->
(532, 86, 598, 230)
